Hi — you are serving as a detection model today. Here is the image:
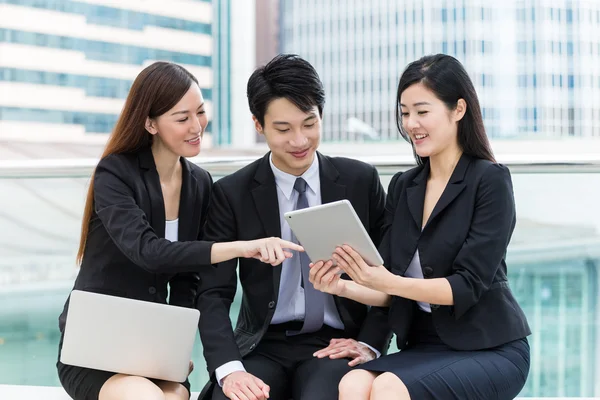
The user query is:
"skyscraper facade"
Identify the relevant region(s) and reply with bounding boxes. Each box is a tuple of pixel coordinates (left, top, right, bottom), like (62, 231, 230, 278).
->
(279, 0, 600, 141)
(0, 0, 213, 140)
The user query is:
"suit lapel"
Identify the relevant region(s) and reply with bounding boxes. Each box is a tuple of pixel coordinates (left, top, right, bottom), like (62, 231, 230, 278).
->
(423, 154, 470, 231)
(406, 164, 428, 230)
(178, 159, 199, 241)
(139, 148, 166, 238)
(250, 154, 283, 296)
(318, 153, 346, 203)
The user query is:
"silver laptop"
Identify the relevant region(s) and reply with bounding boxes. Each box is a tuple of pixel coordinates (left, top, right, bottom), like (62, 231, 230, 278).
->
(60, 290, 199, 382)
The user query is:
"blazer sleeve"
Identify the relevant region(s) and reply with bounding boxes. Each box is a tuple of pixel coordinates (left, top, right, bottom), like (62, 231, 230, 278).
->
(196, 180, 242, 379)
(368, 165, 387, 245)
(169, 172, 214, 308)
(93, 156, 214, 274)
(445, 163, 516, 319)
(355, 170, 402, 353)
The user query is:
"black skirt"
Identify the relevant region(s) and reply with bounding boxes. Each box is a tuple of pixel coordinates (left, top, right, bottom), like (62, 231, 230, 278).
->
(57, 335, 191, 400)
(359, 309, 530, 400)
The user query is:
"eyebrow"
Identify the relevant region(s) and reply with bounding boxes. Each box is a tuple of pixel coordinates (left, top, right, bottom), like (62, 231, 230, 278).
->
(400, 102, 431, 107)
(170, 102, 205, 116)
(272, 114, 317, 125)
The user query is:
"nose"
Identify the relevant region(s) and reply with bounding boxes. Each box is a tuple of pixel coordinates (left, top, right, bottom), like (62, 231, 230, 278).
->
(289, 129, 308, 147)
(191, 114, 206, 134)
(404, 115, 420, 132)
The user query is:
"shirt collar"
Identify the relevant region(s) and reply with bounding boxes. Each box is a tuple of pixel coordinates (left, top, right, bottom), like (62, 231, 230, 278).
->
(269, 153, 320, 201)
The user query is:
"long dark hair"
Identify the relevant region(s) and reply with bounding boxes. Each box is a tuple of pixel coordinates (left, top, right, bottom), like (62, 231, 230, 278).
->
(76, 61, 198, 264)
(395, 54, 495, 165)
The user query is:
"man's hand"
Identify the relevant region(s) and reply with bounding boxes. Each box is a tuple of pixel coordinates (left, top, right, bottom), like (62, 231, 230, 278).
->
(313, 338, 377, 367)
(309, 260, 346, 296)
(222, 371, 270, 400)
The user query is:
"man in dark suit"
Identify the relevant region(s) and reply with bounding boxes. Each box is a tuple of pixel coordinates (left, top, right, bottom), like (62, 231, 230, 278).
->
(197, 54, 392, 400)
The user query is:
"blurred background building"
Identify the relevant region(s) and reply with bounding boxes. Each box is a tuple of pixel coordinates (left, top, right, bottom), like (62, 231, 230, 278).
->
(0, 0, 213, 140)
(277, 0, 600, 141)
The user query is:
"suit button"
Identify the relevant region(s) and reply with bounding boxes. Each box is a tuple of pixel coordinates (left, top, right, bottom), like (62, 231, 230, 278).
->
(249, 343, 256, 350)
(148, 286, 156, 295)
(430, 304, 440, 310)
(268, 301, 275, 309)
(423, 266, 433, 277)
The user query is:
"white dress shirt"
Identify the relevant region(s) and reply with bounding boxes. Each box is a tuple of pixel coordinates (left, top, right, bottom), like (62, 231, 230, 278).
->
(164, 219, 178, 242)
(215, 155, 379, 385)
(404, 250, 431, 313)
(269, 155, 344, 328)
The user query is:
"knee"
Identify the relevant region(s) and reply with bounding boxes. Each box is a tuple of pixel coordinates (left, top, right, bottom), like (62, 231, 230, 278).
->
(140, 387, 166, 400)
(99, 375, 166, 400)
(161, 382, 189, 400)
(339, 370, 375, 396)
(125, 377, 166, 400)
(371, 373, 410, 399)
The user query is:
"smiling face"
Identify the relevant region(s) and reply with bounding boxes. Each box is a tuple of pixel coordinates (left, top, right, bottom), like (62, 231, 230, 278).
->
(254, 97, 321, 176)
(399, 82, 466, 160)
(146, 83, 207, 158)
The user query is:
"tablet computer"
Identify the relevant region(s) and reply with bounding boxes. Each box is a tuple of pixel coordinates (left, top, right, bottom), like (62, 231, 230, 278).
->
(284, 199, 384, 267)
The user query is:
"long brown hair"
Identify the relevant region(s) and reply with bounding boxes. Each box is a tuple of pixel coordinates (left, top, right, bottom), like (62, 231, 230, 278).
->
(76, 61, 199, 264)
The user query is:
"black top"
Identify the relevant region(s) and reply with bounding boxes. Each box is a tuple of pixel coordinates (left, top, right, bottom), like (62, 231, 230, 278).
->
(380, 153, 531, 351)
(196, 152, 393, 380)
(59, 147, 214, 333)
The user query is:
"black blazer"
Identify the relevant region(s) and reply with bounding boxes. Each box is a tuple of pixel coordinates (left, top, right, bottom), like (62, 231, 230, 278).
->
(197, 152, 392, 381)
(58, 147, 214, 333)
(381, 154, 531, 351)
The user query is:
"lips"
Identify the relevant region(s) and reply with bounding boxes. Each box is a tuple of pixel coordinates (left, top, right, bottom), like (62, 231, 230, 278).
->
(185, 136, 201, 145)
(290, 148, 309, 158)
(413, 133, 429, 144)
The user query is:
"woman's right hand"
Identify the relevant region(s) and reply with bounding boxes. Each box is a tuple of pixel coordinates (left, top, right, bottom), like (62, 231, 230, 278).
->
(309, 260, 346, 296)
(239, 237, 304, 266)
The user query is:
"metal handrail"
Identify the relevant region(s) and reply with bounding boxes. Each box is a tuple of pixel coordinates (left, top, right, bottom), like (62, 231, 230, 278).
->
(1, 153, 600, 178)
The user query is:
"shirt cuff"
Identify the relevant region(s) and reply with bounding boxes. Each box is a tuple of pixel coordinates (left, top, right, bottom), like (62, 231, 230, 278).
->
(358, 341, 381, 359)
(215, 361, 246, 387)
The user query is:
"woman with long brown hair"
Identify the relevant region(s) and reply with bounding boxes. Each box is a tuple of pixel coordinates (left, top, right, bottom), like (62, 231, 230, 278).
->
(57, 61, 302, 400)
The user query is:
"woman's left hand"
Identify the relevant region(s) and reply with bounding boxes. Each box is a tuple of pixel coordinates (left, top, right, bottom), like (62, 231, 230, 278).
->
(333, 245, 393, 292)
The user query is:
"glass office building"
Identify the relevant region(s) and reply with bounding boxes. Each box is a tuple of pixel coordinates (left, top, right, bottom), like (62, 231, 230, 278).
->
(0, 0, 213, 139)
(279, 0, 600, 141)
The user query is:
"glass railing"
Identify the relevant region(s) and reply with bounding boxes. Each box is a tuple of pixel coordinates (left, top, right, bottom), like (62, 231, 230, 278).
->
(0, 155, 599, 398)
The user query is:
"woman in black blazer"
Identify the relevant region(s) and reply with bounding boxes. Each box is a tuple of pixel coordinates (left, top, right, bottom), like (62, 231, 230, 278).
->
(57, 62, 302, 400)
(309, 54, 531, 400)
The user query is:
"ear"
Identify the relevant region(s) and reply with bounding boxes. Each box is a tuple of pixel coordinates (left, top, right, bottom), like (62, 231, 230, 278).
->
(145, 117, 158, 135)
(252, 115, 264, 135)
(454, 99, 467, 122)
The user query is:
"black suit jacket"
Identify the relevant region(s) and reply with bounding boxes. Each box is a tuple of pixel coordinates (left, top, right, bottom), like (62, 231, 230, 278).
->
(197, 152, 392, 381)
(381, 154, 531, 351)
(58, 147, 214, 333)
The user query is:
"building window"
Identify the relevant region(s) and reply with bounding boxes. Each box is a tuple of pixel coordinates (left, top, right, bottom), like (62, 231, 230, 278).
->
(0, 29, 211, 66)
(2, 0, 211, 34)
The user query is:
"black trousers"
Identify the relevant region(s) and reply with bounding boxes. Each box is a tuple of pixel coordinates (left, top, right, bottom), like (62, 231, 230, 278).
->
(211, 323, 351, 400)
